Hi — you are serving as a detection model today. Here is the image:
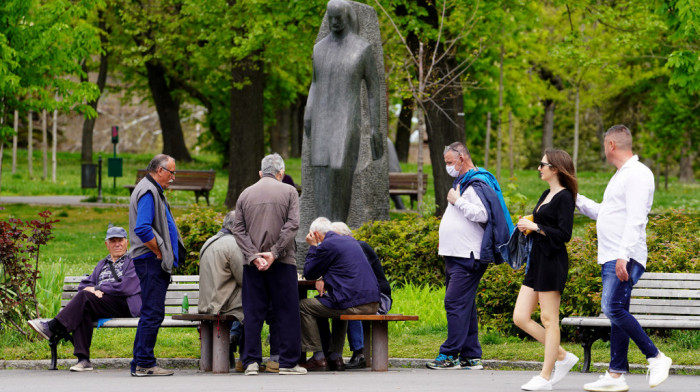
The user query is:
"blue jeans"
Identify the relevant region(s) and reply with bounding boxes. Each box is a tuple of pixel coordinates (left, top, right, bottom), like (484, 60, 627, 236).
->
(347, 321, 364, 352)
(601, 260, 659, 373)
(131, 255, 170, 370)
(439, 256, 487, 358)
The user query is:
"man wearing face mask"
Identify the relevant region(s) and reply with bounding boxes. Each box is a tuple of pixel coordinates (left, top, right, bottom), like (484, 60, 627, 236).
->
(427, 142, 512, 371)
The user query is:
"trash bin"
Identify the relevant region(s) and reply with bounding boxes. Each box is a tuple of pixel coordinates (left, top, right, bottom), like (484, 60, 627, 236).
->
(81, 163, 97, 188)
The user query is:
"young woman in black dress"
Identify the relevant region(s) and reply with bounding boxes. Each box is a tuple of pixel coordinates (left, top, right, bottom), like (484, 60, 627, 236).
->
(514, 149, 578, 391)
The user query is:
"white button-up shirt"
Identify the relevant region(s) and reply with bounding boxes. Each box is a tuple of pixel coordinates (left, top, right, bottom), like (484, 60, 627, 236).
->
(439, 185, 488, 259)
(576, 155, 654, 267)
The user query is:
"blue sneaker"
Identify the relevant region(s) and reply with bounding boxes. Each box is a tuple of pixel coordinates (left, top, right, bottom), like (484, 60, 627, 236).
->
(459, 357, 483, 370)
(426, 354, 461, 370)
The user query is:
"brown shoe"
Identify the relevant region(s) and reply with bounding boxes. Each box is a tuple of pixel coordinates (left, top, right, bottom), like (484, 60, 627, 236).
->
(328, 357, 346, 371)
(299, 358, 329, 372)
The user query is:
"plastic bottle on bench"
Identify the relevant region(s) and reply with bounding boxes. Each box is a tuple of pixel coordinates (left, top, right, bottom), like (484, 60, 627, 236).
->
(182, 293, 189, 314)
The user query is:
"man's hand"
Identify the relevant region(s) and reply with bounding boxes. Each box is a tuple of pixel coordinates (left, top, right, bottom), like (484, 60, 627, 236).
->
(615, 258, 629, 281)
(253, 257, 270, 271)
(315, 280, 325, 296)
(306, 231, 319, 247)
(447, 185, 461, 205)
(84, 287, 103, 298)
(256, 252, 275, 264)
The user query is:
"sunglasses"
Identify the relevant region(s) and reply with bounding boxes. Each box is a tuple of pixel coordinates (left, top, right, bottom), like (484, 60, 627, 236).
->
(538, 162, 553, 169)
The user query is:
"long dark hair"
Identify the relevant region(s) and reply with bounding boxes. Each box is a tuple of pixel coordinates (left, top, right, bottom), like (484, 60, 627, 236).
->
(545, 149, 577, 199)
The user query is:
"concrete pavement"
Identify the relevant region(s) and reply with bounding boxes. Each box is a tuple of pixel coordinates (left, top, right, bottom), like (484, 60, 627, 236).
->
(1, 367, 698, 392)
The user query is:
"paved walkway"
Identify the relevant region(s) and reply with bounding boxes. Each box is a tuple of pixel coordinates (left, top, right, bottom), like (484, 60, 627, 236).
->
(0, 195, 125, 208)
(1, 366, 698, 392)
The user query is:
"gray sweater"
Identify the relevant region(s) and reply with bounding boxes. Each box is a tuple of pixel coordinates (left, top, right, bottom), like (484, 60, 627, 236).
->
(129, 174, 185, 273)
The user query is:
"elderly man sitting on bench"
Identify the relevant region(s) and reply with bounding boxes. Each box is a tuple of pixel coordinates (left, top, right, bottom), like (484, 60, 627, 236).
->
(299, 217, 380, 372)
(28, 226, 141, 372)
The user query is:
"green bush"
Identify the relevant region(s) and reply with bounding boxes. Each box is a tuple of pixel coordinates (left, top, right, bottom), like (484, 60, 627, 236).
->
(175, 206, 225, 275)
(355, 210, 700, 337)
(354, 214, 443, 287)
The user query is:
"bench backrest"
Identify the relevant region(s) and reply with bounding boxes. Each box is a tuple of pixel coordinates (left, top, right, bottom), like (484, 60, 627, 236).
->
(62, 275, 200, 315)
(629, 272, 700, 320)
(133, 169, 216, 190)
(388, 172, 428, 190)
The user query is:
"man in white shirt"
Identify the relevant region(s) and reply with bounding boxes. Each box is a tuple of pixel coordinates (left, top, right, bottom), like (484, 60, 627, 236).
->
(427, 142, 510, 371)
(576, 125, 672, 392)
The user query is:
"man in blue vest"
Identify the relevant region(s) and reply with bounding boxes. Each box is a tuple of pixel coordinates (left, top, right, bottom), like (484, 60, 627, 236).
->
(128, 154, 186, 377)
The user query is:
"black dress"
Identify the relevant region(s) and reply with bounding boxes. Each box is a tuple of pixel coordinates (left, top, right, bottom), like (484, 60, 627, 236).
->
(522, 189, 575, 292)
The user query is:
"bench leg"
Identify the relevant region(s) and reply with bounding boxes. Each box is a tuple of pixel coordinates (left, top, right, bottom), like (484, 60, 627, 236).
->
(362, 320, 372, 369)
(200, 321, 213, 372)
(194, 191, 201, 205)
(204, 191, 210, 206)
(49, 339, 59, 370)
(371, 321, 389, 372)
(212, 320, 231, 374)
(578, 327, 609, 373)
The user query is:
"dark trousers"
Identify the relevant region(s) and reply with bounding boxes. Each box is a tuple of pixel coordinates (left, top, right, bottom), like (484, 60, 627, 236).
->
(439, 256, 487, 358)
(55, 290, 131, 360)
(242, 262, 300, 369)
(131, 255, 170, 369)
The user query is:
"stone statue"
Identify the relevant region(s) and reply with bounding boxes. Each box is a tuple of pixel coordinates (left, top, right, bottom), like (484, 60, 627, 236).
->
(297, 0, 389, 266)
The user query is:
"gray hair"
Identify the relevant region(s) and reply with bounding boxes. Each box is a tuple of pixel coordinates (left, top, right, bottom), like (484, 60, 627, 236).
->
(146, 154, 174, 173)
(604, 124, 633, 151)
(261, 153, 285, 176)
(310, 217, 332, 235)
(330, 221, 353, 236)
(222, 211, 236, 232)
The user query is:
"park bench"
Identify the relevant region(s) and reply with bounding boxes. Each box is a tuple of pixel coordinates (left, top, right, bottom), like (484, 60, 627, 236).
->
(124, 169, 216, 206)
(561, 272, 700, 372)
(340, 314, 419, 371)
(44, 275, 200, 371)
(389, 172, 428, 210)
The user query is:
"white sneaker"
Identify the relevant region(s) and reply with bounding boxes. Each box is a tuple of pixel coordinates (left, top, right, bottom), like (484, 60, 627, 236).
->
(550, 352, 578, 385)
(279, 365, 308, 375)
(647, 352, 672, 387)
(521, 375, 552, 391)
(583, 371, 629, 392)
(244, 362, 259, 376)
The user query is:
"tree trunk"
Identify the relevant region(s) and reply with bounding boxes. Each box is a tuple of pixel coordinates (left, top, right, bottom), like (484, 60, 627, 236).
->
(424, 56, 466, 216)
(80, 12, 109, 164)
(290, 97, 303, 158)
(271, 106, 290, 158)
(484, 112, 491, 169)
(496, 42, 504, 182)
(541, 99, 555, 155)
(225, 56, 265, 208)
(573, 85, 580, 171)
(41, 110, 47, 180)
(395, 96, 413, 162)
(28, 110, 33, 177)
(679, 132, 696, 183)
(12, 109, 17, 174)
(144, 60, 192, 162)
(508, 110, 514, 178)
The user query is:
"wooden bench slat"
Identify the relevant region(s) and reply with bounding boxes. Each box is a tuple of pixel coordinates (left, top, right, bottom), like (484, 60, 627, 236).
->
(340, 314, 419, 321)
(634, 280, 700, 289)
(639, 272, 700, 281)
(631, 288, 700, 298)
(631, 298, 700, 307)
(629, 305, 700, 315)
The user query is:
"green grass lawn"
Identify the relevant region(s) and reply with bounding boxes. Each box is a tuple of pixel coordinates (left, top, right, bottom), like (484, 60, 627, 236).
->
(1, 150, 699, 370)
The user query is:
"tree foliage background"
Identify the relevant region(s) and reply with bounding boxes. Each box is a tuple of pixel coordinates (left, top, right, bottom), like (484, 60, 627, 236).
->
(1, 0, 698, 207)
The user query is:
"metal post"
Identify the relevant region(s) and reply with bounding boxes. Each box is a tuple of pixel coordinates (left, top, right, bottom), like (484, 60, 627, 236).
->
(113, 144, 117, 189)
(97, 155, 103, 202)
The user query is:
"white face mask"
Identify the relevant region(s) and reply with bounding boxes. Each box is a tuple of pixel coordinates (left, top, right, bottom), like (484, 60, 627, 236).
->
(446, 164, 460, 177)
